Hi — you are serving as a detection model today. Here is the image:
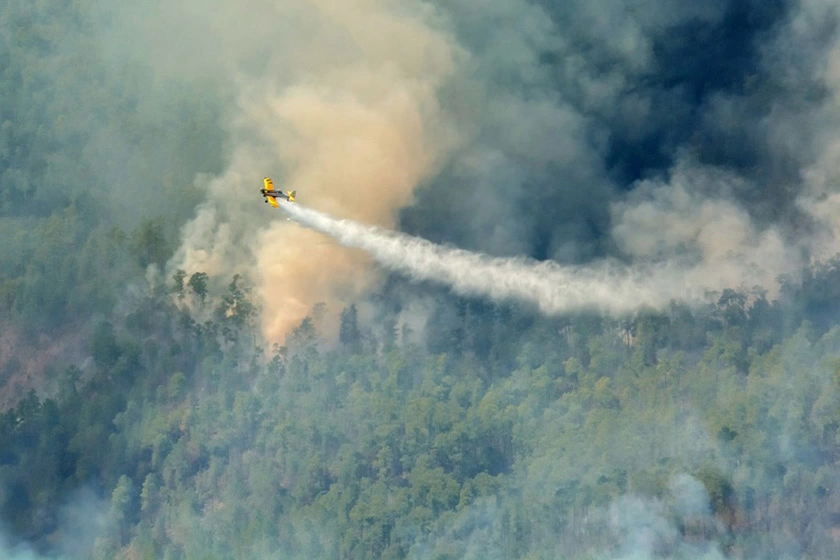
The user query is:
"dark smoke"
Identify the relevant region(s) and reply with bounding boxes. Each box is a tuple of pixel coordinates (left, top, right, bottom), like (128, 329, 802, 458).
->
(403, 0, 808, 265)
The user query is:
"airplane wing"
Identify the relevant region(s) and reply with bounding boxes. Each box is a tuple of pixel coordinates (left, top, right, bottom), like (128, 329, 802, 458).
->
(262, 177, 280, 207)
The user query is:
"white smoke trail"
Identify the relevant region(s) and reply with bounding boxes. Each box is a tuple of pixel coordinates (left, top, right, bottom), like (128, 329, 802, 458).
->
(280, 202, 710, 315)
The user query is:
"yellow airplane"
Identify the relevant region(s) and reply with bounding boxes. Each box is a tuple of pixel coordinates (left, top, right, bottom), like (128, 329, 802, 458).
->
(260, 177, 296, 208)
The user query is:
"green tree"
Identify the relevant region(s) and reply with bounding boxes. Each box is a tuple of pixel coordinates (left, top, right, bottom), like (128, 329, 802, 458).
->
(340, 304, 362, 353)
(188, 271, 209, 304)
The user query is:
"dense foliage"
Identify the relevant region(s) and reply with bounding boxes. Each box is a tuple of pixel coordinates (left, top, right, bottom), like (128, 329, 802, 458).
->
(3, 268, 840, 558)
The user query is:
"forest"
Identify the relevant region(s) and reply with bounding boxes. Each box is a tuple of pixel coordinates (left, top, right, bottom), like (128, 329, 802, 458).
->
(6, 255, 840, 559)
(4, 0, 840, 559)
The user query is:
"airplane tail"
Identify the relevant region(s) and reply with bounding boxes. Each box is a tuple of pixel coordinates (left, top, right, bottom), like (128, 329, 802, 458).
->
(287, 190, 296, 202)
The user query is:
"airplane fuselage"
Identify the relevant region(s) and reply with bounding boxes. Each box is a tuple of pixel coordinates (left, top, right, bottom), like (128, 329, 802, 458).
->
(261, 189, 290, 200)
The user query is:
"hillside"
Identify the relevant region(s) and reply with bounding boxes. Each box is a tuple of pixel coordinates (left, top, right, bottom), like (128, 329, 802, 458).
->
(5, 0, 840, 558)
(3, 272, 840, 558)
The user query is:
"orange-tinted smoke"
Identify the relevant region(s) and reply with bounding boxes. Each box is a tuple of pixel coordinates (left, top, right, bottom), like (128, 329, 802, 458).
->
(172, 0, 463, 343)
(253, 67, 459, 342)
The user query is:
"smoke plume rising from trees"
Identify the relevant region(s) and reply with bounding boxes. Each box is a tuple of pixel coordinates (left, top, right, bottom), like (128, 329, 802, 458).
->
(166, 0, 840, 344)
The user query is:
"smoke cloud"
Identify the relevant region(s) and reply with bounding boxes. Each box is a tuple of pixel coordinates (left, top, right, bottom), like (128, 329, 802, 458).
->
(0, 486, 104, 560)
(167, 0, 463, 341)
(161, 0, 840, 340)
(611, 157, 802, 297)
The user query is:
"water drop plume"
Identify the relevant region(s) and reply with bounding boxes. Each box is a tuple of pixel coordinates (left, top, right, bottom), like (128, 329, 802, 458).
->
(280, 202, 707, 316)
